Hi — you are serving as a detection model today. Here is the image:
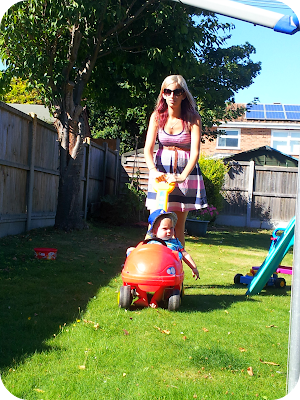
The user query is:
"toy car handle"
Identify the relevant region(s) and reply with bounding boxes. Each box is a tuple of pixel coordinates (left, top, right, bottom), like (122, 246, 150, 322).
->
(153, 180, 176, 211)
(142, 237, 167, 246)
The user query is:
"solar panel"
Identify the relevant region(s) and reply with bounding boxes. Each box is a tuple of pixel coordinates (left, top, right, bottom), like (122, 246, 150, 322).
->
(246, 111, 265, 119)
(284, 105, 300, 112)
(245, 104, 300, 121)
(247, 104, 264, 111)
(266, 111, 286, 119)
(286, 112, 300, 120)
(265, 104, 283, 111)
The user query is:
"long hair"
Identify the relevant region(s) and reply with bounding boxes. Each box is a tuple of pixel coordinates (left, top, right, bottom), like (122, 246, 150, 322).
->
(154, 75, 198, 130)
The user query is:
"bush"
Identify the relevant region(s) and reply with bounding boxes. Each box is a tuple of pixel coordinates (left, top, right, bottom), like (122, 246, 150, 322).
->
(96, 174, 147, 225)
(198, 154, 228, 211)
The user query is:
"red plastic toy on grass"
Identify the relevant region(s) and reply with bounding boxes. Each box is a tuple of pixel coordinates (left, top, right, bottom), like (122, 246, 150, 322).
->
(119, 237, 184, 310)
(118, 179, 185, 311)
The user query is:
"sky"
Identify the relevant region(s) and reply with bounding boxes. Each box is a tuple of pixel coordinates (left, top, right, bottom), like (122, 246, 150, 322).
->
(216, 7, 300, 105)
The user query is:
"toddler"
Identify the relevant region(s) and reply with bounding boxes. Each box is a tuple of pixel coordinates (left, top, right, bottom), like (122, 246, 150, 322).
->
(127, 209, 199, 308)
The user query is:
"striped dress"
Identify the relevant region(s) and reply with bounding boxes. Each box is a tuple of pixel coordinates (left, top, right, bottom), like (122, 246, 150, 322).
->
(145, 127, 208, 212)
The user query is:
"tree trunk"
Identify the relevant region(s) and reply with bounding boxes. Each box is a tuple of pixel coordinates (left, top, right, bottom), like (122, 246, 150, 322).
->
(54, 89, 88, 230)
(55, 144, 86, 230)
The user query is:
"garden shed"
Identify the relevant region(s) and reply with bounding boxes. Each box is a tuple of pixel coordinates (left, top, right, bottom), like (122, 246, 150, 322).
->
(223, 146, 299, 167)
(217, 146, 298, 228)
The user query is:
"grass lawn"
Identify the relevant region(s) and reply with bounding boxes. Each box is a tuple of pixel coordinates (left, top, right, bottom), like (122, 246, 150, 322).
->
(0, 222, 293, 400)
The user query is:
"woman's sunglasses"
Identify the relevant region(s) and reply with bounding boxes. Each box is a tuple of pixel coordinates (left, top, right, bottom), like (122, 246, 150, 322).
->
(163, 88, 185, 97)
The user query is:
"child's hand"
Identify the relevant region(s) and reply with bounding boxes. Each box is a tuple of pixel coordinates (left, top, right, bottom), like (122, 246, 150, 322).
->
(192, 267, 199, 280)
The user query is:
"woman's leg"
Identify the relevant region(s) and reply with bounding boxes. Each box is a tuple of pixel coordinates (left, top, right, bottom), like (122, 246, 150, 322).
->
(174, 210, 189, 247)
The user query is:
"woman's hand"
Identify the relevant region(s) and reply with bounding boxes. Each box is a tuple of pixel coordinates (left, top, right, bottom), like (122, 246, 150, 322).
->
(166, 173, 186, 184)
(151, 169, 167, 182)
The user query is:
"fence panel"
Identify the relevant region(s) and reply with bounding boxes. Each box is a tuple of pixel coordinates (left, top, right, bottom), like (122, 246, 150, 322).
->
(0, 102, 121, 237)
(221, 162, 249, 216)
(219, 161, 298, 228)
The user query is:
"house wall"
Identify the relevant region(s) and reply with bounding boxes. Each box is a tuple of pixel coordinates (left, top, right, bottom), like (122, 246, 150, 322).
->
(201, 127, 272, 157)
(201, 120, 300, 158)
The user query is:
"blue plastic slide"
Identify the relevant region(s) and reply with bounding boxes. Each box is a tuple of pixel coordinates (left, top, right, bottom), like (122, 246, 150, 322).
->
(246, 217, 295, 295)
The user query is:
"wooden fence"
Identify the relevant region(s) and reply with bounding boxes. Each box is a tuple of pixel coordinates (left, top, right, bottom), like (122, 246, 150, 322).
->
(218, 160, 298, 228)
(0, 102, 120, 237)
(121, 149, 298, 228)
(120, 147, 153, 192)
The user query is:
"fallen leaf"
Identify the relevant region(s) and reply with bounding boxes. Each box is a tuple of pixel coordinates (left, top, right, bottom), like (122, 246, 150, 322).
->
(239, 347, 247, 352)
(183, 336, 187, 341)
(203, 327, 209, 332)
(260, 359, 280, 366)
(83, 319, 100, 329)
(266, 325, 278, 328)
(154, 326, 170, 334)
(33, 389, 45, 393)
(247, 367, 254, 376)
(123, 329, 129, 335)
(99, 269, 105, 273)
(87, 282, 93, 285)
(78, 365, 86, 370)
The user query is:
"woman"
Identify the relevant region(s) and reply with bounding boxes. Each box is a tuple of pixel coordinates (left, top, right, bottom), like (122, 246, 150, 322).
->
(144, 75, 207, 246)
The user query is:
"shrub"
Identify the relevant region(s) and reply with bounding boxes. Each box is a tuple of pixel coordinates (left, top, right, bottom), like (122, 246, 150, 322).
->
(198, 154, 228, 211)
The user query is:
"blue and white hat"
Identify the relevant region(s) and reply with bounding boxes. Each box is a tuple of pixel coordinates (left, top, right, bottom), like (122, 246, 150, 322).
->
(148, 209, 178, 234)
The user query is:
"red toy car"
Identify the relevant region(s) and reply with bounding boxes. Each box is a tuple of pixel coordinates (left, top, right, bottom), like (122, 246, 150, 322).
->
(118, 238, 184, 311)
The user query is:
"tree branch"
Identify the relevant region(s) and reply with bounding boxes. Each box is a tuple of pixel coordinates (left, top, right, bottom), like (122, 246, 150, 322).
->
(62, 24, 82, 82)
(74, 0, 156, 102)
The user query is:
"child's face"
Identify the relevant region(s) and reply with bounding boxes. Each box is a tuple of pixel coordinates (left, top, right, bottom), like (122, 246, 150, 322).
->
(154, 217, 174, 240)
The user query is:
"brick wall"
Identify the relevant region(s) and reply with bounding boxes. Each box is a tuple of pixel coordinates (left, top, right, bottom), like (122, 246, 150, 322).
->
(201, 126, 279, 157)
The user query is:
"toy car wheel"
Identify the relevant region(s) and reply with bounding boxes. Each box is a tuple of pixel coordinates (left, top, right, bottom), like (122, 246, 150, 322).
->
(180, 284, 184, 299)
(168, 290, 181, 311)
(234, 274, 243, 284)
(275, 277, 286, 288)
(118, 285, 132, 308)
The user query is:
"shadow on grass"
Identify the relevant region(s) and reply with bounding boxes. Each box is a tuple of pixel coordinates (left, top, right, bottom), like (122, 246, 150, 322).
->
(186, 228, 287, 254)
(180, 283, 256, 313)
(179, 283, 291, 313)
(0, 223, 143, 371)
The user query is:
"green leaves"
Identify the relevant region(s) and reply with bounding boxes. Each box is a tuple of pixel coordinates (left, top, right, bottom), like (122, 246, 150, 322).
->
(0, 0, 260, 150)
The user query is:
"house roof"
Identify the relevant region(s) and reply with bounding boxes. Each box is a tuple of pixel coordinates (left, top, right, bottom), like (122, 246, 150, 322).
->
(6, 103, 54, 123)
(223, 146, 298, 167)
(225, 103, 300, 123)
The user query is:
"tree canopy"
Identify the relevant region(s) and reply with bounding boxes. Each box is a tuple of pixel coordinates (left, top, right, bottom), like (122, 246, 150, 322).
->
(0, 0, 261, 228)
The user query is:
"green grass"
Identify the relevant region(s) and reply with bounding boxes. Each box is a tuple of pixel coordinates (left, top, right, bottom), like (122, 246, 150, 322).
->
(0, 223, 293, 400)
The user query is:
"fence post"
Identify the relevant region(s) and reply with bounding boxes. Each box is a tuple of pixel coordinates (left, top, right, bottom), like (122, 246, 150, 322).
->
(114, 139, 120, 195)
(102, 142, 108, 196)
(114, 150, 119, 196)
(246, 160, 255, 227)
(26, 113, 37, 231)
(83, 140, 91, 220)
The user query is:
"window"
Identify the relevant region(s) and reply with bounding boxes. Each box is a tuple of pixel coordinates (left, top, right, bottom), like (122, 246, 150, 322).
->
(271, 130, 300, 155)
(217, 129, 240, 149)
